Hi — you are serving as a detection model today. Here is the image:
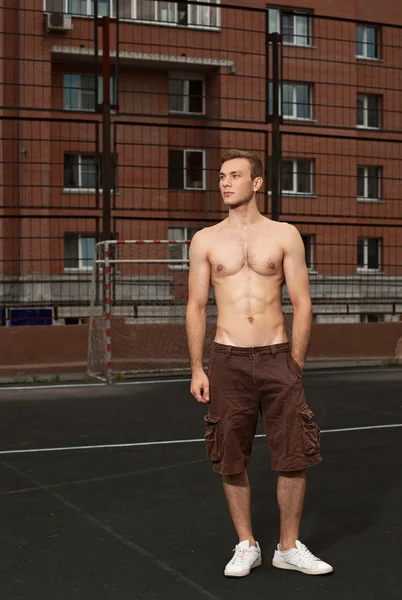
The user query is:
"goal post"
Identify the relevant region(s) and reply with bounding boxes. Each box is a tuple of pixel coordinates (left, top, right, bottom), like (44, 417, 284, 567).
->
(87, 239, 293, 383)
(87, 239, 200, 383)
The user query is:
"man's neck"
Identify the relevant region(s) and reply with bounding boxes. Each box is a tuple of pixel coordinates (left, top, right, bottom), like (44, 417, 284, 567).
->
(226, 204, 264, 228)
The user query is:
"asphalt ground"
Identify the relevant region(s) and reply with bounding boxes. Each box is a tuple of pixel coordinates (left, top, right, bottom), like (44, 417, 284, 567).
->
(0, 368, 401, 600)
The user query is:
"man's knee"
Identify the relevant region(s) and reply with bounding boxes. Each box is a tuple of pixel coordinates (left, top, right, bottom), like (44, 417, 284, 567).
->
(278, 468, 306, 478)
(223, 471, 248, 485)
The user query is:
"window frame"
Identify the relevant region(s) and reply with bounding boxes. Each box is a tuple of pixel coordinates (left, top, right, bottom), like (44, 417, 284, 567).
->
(356, 93, 381, 130)
(167, 225, 200, 270)
(357, 237, 382, 272)
(268, 7, 312, 47)
(283, 83, 313, 121)
(63, 73, 114, 112)
(64, 152, 103, 193)
(301, 234, 315, 271)
(268, 82, 314, 121)
(356, 24, 380, 60)
(168, 74, 206, 115)
(359, 313, 384, 323)
(357, 166, 382, 202)
(168, 148, 206, 191)
(52, 0, 221, 30)
(64, 233, 96, 272)
(47, 1, 113, 17)
(281, 158, 314, 195)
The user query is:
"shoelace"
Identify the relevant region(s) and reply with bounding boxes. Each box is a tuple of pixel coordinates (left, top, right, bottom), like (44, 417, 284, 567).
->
(297, 544, 320, 562)
(231, 546, 249, 565)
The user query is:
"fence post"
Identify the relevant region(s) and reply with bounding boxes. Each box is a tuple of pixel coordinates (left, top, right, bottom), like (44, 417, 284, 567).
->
(104, 241, 112, 384)
(271, 31, 282, 222)
(101, 15, 112, 242)
(264, 11, 270, 216)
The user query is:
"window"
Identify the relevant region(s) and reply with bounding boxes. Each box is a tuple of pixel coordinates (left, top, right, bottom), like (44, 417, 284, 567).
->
(63, 74, 114, 111)
(168, 76, 205, 115)
(49, 0, 219, 26)
(64, 153, 102, 191)
(50, 1, 112, 17)
(168, 226, 199, 267)
(357, 237, 381, 271)
(301, 234, 314, 270)
(282, 159, 313, 194)
(269, 82, 312, 120)
(64, 234, 96, 270)
(356, 25, 380, 59)
(135, 1, 219, 28)
(357, 166, 382, 201)
(268, 8, 311, 46)
(168, 149, 206, 190)
(359, 313, 384, 323)
(357, 94, 381, 129)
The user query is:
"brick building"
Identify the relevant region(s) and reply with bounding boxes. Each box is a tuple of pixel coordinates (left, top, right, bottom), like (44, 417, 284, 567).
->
(1, 0, 402, 328)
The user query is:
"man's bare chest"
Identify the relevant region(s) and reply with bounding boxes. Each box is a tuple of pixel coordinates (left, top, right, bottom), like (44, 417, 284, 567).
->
(209, 239, 284, 278)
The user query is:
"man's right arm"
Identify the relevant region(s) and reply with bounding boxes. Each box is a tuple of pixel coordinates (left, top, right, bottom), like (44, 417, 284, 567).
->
(186, 230, 211, 403)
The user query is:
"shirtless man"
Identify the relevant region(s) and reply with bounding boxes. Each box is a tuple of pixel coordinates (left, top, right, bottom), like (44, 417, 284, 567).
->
(186, 149, 333, 578)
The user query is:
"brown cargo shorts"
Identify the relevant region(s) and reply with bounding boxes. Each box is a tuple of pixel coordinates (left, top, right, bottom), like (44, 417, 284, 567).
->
(204, 342, 322, 475)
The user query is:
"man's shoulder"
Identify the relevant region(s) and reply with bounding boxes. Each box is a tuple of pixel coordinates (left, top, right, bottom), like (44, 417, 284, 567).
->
(266, 220, 300, 240)
(193, 222, 223, 241)
(190, 225, 216, 255)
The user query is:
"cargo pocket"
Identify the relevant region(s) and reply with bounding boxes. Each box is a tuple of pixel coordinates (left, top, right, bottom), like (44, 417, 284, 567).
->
(299, 407, 320, 456)
(204, 414, 221, 463)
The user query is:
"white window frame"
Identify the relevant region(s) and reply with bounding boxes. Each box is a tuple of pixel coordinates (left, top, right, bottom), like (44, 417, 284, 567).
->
(357, 237, 382, 273)
(63, 74, 114, 112)
(283, 83, 313, 121)
(301, 234, 315, 271)
(167, 226, 199, 270)
(168, 74, 205, 115)
(269, 82, 314, 120)
(64, 234, 96, 272)
(169, 149, 206, 190)
(356, 25, 380, 60)
(45, 1, 113, 17)
(132, 0, 221, 30)
(184, 149, 206, 190)
(44, 0, 221, 27)
(359, 313, 384, 323)
(268, 7, 312, 47)
(282, 159, 313, 196)
(356, 94, 381, 130)
(64, 153, 102, 193)
(357, 166, 382, 203)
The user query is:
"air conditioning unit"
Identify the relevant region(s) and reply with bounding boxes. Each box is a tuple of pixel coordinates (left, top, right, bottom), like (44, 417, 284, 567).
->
(45, 12, 73, 32)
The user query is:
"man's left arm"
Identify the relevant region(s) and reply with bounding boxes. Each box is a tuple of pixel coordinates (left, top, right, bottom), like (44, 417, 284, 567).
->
(282, 224, 312, 369)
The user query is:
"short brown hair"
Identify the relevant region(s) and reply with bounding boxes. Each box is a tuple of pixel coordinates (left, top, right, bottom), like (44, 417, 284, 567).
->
(221, 149, 263, 180)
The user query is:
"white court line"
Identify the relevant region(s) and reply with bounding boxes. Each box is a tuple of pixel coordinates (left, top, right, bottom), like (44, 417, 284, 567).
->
(2, 378, 191, 392)
(0, 423, 401, 457)
(0, 378, 191, 392)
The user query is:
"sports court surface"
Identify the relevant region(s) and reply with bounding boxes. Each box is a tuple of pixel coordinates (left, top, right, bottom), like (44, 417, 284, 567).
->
(0, 368, 401, 600)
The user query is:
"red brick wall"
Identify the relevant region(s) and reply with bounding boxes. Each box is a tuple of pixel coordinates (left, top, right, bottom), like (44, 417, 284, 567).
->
(1, 1, 401, 279)
(0, 322, 401, 375)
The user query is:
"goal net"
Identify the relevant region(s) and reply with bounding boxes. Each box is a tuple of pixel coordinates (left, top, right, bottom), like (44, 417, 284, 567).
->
(87, 239, 217, 382)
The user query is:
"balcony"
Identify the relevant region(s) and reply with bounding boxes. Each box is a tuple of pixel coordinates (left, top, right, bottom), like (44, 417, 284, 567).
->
(44, 0, 221, 31)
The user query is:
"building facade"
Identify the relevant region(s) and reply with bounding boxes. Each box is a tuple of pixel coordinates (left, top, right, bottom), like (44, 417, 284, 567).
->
(1, 0, 402, 327)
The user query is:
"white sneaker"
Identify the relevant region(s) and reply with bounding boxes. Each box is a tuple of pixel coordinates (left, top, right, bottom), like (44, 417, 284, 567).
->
(224, 540, 262, 577)
(272, 540, 333, 575)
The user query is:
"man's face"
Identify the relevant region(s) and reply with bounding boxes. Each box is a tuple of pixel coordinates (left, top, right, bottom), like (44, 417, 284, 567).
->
(219, 158, 260, 208)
